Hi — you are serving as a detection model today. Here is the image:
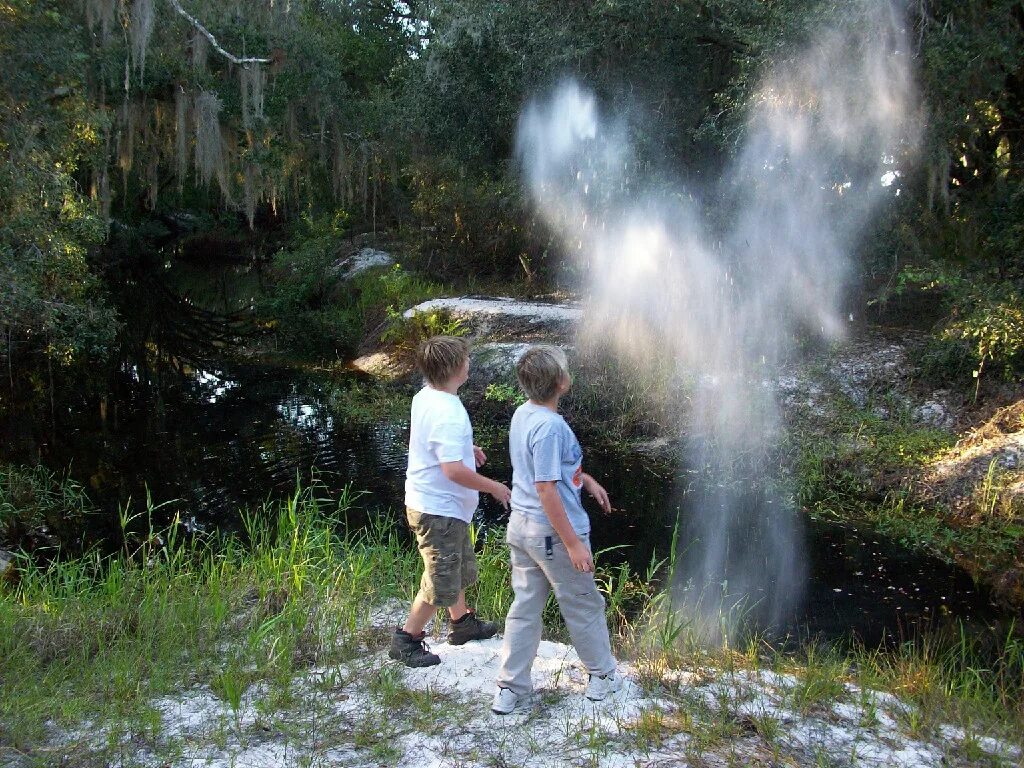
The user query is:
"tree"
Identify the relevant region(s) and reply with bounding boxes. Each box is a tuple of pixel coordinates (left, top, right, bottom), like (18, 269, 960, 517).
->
(0, 1, 118, 382)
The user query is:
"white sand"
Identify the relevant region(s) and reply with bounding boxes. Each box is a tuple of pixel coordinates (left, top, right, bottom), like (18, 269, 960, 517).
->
(54, 601, 1021, 767)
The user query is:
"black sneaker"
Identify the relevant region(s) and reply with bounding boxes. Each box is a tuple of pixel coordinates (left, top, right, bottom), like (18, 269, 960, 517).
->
(388, 628, 441, 667)
(448, 610, 498, 645)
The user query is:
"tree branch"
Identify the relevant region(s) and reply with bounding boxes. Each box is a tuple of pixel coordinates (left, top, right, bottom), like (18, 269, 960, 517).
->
(167, 0, 271, 65)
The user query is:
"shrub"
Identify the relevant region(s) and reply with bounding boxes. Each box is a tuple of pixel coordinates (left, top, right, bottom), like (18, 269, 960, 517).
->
(355, 265, 448, 348)
(262, 212, 354, 354)
(407, 160, 551, 284)
(379, 308, 467, 353)
(895, 265, 1024, 396)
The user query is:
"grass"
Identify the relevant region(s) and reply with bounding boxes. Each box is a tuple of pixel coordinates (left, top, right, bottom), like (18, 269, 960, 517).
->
(0, 480, 653, 764)
(0, 464, 92, 552)
(1, 479, 1023, 765)
(790, 393, 1024, 602)
(0, 483, 412, 759)
(786, 644, 849, 714)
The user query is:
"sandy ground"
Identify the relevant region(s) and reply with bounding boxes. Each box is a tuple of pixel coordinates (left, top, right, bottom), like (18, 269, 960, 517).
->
(48, 602, 1021, 768)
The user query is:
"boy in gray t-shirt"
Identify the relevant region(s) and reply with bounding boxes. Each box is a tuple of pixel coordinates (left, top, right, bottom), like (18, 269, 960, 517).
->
(508, 401, 590, 536)
(492, 345, 622, 714)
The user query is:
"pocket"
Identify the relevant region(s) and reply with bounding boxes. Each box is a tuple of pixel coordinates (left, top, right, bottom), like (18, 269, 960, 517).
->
(422, 513, 454, 537)
(529, 534, 566, 555)
(406, 507, 421, 529)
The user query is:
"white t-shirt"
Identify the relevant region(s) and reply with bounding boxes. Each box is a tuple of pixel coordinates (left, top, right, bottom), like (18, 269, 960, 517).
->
(404, 386, 479, 522)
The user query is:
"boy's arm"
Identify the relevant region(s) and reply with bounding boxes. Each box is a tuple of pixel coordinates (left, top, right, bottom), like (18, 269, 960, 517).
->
(580, 472, 612, 513)
(535, 481, 594, 573)
(440, 461, 511, 508)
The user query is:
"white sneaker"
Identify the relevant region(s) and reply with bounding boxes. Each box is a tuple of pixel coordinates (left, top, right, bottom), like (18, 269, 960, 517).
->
(585, 669, 623, 701)
(491, 686, 528, 714)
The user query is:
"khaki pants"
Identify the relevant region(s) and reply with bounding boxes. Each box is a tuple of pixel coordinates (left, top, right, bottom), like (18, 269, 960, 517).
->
(406, 507, 478, 608)
(496, 513, 616, 695)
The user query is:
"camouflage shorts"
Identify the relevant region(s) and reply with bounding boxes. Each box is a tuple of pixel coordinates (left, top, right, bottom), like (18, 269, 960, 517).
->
(406, 508, 478, 608)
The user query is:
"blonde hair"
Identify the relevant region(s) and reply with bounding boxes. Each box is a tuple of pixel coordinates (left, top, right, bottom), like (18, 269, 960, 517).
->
(416, 335, 470, 386)
(516, 345, 569, 402)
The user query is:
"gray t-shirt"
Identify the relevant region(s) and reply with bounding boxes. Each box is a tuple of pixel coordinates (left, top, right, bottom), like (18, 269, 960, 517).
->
(509, 401, 589, 535)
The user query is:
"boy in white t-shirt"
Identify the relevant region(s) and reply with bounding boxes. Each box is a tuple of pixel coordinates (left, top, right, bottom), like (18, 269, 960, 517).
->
(390, 336, 512, 667)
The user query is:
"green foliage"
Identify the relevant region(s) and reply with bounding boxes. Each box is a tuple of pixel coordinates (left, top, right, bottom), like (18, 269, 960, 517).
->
(399, 0, 823, 280)
(948, 290, 1024, 387)
(354, 265, 448, 350)
(913, 335, 980, 387)
(483, 381, 525, 406)
(0, 464, 93, 550)
(0, 480, 648, 753)
(262, 213, 444, 355)
(263, 213, 352, 352)
(794, 397, 954, 510)
(0, 479, 1022, 755)
(793, 396, 1023, 593)
(407, 162, 542, 281)
(326, 381, 410, 426)
(5, 0, 1023, 381)
(0, 1, 118, 368)
(381, 308, 467, 351)
(895, 265, 1024, 391)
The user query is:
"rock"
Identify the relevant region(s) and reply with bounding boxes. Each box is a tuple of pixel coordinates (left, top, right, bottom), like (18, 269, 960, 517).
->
(0, 549, 14, 578)
(473, 342, 532, 376)
(350, 351, 406, 379)
(332, 248, 394, 280)
(828, 342, 908, 409)
(993, 567, 1024, 607)
(159, 211, 201, 233)
(1001, 446, 1020, 470)
(913, 400, 951, 428)
(403, 296, 582, 323)
(776, 372, 829, 416)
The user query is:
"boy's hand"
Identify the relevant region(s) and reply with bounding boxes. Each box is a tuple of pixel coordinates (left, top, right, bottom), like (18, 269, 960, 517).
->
(582, 474, 612, 513)
(567, 539, 594, 573)
(489, 480, 511, 509)
(473, 445, 487, 468)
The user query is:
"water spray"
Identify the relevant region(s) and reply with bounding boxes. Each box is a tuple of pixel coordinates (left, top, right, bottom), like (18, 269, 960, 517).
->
(515, 1, 920, 641)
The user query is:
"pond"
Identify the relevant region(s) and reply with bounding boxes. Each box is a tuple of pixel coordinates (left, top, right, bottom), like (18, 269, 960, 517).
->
(1, 261, 1012, 648)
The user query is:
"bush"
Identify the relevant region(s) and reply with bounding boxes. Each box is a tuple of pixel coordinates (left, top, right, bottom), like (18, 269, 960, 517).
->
(379, 307, 467, 355)
(263, 207, 446, 356)
(354, 265, 448, 348)
(947, 288, 1024, 391)
(407, 160, 551, 284)
(912, 336, 979, 387)
(263, 213, 353, 354)
(896, 266, 1024, 395)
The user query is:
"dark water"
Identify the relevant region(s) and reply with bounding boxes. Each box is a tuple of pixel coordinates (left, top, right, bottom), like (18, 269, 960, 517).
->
(10, 358, 1004, 646)
(1, 263, 1011, 647)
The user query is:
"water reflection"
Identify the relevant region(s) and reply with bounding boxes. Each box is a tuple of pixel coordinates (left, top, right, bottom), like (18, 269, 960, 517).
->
(195, 370, 238, 404)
